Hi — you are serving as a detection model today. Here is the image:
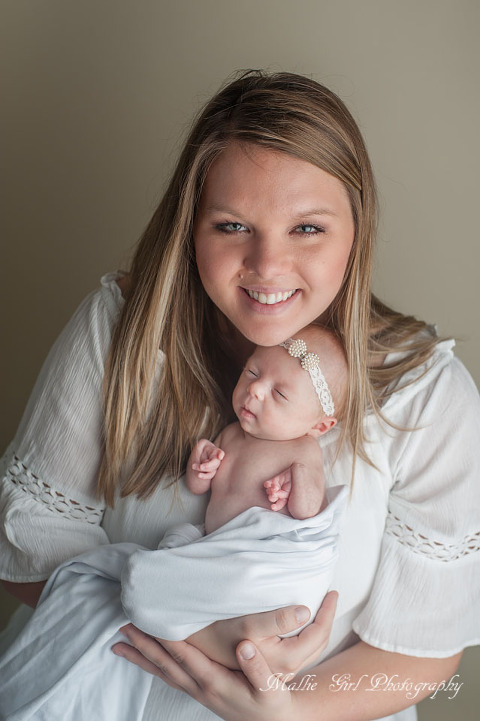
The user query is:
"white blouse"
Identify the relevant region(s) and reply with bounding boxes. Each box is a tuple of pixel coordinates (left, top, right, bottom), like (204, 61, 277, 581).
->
(1, 273, 479, 721)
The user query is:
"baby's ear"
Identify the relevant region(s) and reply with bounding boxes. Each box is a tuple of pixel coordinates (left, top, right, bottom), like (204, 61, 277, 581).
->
(309, 417, 337, 438)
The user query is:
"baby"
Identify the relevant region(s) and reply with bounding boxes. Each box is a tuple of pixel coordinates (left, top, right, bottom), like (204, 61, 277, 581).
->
(187, 324, 347, 532)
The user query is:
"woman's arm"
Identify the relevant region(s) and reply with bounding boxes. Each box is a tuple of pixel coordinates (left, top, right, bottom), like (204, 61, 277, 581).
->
(1, 580, 46, 608)
(0, 283, 116, 589)
(302, 641, 462, 721)
(113, 602, 462, 721)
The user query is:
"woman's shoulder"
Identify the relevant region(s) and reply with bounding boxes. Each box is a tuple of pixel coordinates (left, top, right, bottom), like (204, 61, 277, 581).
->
(113, 272, 130, 300)
(381, 337, 478, 419)
(95, 271, 127, 316)
(27, 272, 127, 381)
(63, 271, 126, 343)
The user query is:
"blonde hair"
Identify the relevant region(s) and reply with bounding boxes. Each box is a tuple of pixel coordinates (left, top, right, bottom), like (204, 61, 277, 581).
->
(99, 70, 440, 505)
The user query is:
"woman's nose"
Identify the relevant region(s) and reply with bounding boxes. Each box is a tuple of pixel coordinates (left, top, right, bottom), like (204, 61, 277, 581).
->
(244, 234, 291, 280)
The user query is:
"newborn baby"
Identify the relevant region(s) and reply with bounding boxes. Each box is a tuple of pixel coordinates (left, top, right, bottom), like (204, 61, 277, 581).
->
(187, 323, 347, 533)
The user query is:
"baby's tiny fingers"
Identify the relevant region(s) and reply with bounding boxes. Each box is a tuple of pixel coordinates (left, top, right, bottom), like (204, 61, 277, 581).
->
(199, 459, 220, 471)
(265, 479, 280, 490)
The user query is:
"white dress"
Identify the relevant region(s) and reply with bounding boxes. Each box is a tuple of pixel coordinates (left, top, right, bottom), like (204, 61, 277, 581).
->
(1, 273, 479, 721)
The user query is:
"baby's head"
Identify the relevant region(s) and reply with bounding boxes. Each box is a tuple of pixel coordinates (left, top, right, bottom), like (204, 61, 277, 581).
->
(232, 325, 347, 441)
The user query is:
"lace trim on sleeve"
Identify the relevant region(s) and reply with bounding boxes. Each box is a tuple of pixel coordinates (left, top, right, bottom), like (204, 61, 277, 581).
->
(6, 455, 105, 524)
(386, 513, 480, 561)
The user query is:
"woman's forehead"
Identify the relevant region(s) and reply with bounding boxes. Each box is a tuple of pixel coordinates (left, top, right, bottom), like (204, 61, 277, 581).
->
(199, 143, 352, 217)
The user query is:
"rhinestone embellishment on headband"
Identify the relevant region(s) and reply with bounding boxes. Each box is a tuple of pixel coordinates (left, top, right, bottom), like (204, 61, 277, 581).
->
(279, 337, 335, 416)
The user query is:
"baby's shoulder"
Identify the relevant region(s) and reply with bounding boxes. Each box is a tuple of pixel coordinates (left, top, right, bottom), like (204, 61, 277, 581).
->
(216, 421, 242, 448)
(286, 434, 324, 461)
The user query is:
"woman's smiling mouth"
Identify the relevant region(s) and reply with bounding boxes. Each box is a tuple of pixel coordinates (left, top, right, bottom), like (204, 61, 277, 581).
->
(243, 289, 298, 305)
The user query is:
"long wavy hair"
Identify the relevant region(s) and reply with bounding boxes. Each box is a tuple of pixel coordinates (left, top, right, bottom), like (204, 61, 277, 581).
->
(98, 70, 439, 505)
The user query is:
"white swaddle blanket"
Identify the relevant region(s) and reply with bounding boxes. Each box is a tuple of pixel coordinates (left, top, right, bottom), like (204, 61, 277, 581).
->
(0, 486, 347, 721)
(0, 543, 152, 721)
(122, 485, 348, 639)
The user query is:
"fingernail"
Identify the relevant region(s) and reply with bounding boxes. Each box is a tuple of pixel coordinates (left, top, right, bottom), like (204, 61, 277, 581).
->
(112, 647, 124, 657)
(240, 643, 256, 660)
(295, 606, 310, 624)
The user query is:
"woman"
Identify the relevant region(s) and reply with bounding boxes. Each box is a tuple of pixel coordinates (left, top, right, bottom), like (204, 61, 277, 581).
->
(1, 71, 479, 720)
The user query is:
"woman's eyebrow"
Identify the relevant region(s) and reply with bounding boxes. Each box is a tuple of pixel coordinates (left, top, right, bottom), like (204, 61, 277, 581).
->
(203, 205, 338, 218)
(292, 207, 338, 218)
(203, 204, 241, 215)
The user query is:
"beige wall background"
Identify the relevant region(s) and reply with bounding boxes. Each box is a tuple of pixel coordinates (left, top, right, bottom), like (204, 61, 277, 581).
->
(1, 1, 479, 718)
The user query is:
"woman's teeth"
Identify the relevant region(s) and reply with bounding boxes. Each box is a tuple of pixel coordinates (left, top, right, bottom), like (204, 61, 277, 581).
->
(246, 289, 296, 305)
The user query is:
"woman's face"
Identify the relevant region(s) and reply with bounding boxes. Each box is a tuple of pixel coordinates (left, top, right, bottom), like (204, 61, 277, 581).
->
(194, 143, 355, 346)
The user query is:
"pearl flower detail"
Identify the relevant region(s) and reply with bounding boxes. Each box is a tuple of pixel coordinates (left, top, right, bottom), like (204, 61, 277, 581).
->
(279, 337, 335, 416)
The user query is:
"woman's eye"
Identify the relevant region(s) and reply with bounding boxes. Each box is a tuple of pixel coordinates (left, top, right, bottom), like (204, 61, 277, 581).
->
(216, 222, 248, 233)
(294, 224, 325, 235)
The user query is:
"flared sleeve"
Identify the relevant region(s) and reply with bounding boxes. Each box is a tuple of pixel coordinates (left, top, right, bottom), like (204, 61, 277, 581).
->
(0, 275, 123, 582)
(353, 347, 480, 657)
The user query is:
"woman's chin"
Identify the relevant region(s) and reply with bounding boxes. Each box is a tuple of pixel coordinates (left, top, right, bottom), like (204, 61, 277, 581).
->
(233, 319, 295, 347)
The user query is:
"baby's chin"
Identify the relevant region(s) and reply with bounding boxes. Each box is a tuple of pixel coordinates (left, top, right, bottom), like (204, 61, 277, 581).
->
(237, 419, 300, 442)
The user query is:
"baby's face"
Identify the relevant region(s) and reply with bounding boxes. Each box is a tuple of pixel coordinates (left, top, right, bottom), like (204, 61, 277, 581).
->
(232, 345, 324, 441)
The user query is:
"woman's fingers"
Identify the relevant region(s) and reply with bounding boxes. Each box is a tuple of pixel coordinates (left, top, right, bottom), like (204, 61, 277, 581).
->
(113, 641, 180, 688)
(235, 642, 297, 718)
(236, 604, 311, 641)
(240, 591, 338, 676)
(236, 641, 271, 691)
(157, 637, 229, 690)
(275, 590, 338, 670)
(113, 625, 199, 695)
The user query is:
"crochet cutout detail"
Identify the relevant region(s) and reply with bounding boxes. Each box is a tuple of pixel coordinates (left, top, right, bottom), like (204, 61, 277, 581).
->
(6, 456, 104, 524)
(386, 513, 480, 562)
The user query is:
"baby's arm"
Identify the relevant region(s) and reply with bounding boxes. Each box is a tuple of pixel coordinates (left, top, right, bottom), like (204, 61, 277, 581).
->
(186, 437, 225, 495)
(264, 440, 326, 519)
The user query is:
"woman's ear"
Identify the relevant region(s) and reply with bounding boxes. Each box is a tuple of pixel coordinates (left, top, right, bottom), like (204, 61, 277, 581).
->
(309, 417, 337, 438)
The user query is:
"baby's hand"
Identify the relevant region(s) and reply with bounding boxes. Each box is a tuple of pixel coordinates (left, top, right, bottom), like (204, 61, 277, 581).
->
(191, 439, 225, 481)
(264, 470, 292, 512)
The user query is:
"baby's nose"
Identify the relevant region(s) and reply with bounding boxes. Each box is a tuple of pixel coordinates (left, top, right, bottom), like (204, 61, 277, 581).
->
(248, 380, 265, 401)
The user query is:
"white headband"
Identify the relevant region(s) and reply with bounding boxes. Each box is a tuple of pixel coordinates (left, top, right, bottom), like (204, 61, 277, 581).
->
(279, 338, 335, 416)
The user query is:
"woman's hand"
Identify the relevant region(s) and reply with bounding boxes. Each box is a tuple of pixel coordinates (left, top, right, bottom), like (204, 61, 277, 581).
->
(112, 591, 337, 720)
(247, 590, 338, 675)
